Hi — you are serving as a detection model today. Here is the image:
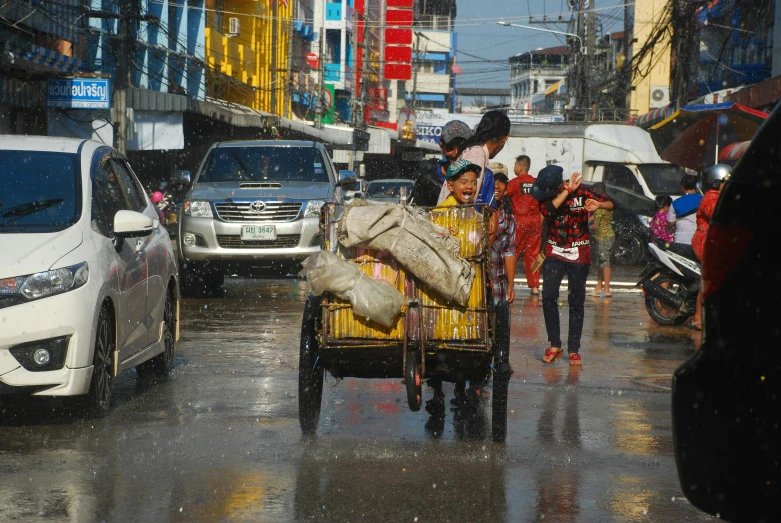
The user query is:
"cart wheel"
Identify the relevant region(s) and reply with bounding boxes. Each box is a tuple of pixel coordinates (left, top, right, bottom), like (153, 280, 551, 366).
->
(406, 352, 422, 412)
(299, 295, 324, 434)
(492, 300, 512, 443)
(491, 376, 509, 443)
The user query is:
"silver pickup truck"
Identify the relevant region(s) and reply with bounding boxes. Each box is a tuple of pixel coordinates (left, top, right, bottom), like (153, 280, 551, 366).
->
(177, 140, 354, 293)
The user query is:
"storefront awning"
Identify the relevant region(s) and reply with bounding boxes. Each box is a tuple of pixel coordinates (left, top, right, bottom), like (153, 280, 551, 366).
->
(1, 42, 85, 75)
(545, 80, 561, 96)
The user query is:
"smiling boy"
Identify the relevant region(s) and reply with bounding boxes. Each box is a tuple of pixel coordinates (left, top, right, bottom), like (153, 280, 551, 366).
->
(440, 159, 481, 206)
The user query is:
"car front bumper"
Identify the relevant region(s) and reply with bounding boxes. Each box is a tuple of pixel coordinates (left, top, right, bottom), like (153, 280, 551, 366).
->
(0, 286, 97, 396)
(180, 215, 322, 262)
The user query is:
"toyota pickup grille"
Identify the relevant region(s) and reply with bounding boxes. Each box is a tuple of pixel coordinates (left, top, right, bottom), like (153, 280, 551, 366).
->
(214, 202, 303, 222)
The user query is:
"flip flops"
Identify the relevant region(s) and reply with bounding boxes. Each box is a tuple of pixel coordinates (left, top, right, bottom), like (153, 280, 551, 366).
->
(587, 289, 600, 297)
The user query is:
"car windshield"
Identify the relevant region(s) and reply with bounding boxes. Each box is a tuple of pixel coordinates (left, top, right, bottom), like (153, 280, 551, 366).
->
(637, 164, 688, 196)
(367, 181, 412, 198)
(0, 151, 80, 233)
(200, 147, 329, 183)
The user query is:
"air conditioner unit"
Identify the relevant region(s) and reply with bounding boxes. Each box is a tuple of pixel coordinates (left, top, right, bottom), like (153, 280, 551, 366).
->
(228, 17, 240, 37)
(649, 85, 669, 109)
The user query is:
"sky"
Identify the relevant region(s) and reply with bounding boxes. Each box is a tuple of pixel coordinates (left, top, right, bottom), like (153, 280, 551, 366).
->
(454, 0, 629, 89)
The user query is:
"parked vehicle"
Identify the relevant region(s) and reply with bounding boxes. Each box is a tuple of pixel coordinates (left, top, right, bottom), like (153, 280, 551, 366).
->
(343, 178, 367, 203)
(177, 140, 354, 292)
(365, 179, 414, 203)
(582, 181, 653, 266)
(637, 243, 700, 326)
(492, 124, 688, 200)
(672, 102, 779, 520)
(0, 137, 179, 413)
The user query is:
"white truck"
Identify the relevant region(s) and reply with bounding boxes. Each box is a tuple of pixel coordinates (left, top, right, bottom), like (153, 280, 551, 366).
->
(492, 123, 688, 200)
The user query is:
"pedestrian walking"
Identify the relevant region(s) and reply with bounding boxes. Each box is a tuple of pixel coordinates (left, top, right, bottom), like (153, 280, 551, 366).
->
(688, 164, 732, 331)
(650, 195, 674, 243)
(587, 182, 614, 297)
(411, 120, 472, 207)
(531, 166, 613, 366)
(506, 155, 543, 295)
(667, 174, 702, 259)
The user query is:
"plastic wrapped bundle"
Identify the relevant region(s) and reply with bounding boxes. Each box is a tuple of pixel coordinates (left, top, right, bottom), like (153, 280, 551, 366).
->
(300, 250, 405, 328)
(338, 199, 475, 306)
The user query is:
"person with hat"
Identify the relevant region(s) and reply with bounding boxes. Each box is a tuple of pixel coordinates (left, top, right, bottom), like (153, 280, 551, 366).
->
(506, 155, 543, 295)
(411, 120, 472, 207)
(531, 166, 613, 366)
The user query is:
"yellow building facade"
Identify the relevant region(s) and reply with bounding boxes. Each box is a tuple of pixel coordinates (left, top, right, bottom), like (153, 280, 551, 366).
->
(630, 0, 672, 115)
(205, 0, 293, 117)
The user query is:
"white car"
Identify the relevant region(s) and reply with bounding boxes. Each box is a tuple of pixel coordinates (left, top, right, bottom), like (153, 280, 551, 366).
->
(0, 137, 179, 414)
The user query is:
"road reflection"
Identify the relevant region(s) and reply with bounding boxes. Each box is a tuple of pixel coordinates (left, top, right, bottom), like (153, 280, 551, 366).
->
(294, 437, 508, 521)
(535, 366, 582, 522)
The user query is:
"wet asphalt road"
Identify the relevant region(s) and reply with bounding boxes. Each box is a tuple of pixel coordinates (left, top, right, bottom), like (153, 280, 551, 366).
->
(0, 272, 712, 522)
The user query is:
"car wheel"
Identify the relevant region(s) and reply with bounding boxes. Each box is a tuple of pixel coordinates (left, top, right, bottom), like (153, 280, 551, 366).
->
(136, 290, 176, 378)
(613, 233, 645, 266)
(82, 305, 115, 416)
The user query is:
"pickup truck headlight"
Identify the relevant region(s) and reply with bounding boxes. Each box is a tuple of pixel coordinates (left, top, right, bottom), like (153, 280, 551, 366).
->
(637, 214, 651, 228)
(304, 200, 326, 218)
(184, 200, 213, 218)
(0, 262, 89, 309)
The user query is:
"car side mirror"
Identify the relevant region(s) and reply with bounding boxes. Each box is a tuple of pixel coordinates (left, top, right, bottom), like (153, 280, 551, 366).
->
(171, 170, 191, 186)
(114, 210, 155, 238)
(337, 170, 356, 186)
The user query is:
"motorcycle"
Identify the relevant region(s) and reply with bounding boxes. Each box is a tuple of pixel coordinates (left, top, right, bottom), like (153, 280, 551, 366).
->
(148, 181, 184, 237)
(637, 242, 701, 326)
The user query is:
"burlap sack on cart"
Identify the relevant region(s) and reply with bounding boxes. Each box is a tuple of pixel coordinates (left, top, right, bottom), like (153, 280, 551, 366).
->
(338, 200, 475, 307)
(300, 250, 405, 327)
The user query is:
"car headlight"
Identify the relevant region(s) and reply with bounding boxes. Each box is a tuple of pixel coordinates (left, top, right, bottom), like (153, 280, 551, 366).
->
(637, 214, 651, 228)
(304, 200, 326, 218)
(184, 200, 213, 218)
(0, 262, 89, 309)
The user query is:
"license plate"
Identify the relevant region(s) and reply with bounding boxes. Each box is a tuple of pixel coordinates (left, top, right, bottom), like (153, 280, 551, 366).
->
(240, 225, 276, 240)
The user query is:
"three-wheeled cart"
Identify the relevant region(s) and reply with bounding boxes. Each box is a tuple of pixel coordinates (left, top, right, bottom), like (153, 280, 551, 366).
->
(298, 204, 512, 442)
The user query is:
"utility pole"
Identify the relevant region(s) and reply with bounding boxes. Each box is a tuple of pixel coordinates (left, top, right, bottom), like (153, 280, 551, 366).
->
(285, 1, 296, 120)
(316, 28, 325, 129)
(350, 6, 361, 128)
(575, 0, 586, 113)
(411, 31, 421, 111)
(586, 0, 596, 114)
(270, 0, 278, 115)
(113, 0, 134, 154)
(623, 0, 633, 112)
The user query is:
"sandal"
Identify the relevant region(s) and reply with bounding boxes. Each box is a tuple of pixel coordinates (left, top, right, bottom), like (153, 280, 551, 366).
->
(688, 321, 702, 331)
(530, 288, 540, 295)
(569, 353, 582, 366)
(587, 289, 600, 297)
(543, 347, 563, 364)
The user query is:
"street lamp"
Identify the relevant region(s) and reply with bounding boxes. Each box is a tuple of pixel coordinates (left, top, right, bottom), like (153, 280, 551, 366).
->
(497, 21, 584, 53)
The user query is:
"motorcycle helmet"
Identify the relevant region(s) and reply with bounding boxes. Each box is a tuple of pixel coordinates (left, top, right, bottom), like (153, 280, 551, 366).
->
(704, 163, 732, 189)
(530, 165, 564, 202)
(151, 191, 164, 204)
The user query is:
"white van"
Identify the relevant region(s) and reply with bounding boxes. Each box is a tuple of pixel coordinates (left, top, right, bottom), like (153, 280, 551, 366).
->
(492, 124, 688, 200)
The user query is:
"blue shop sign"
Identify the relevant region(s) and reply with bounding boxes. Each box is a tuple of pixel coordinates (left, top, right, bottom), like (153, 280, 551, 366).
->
(47, 79, 110, 109)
